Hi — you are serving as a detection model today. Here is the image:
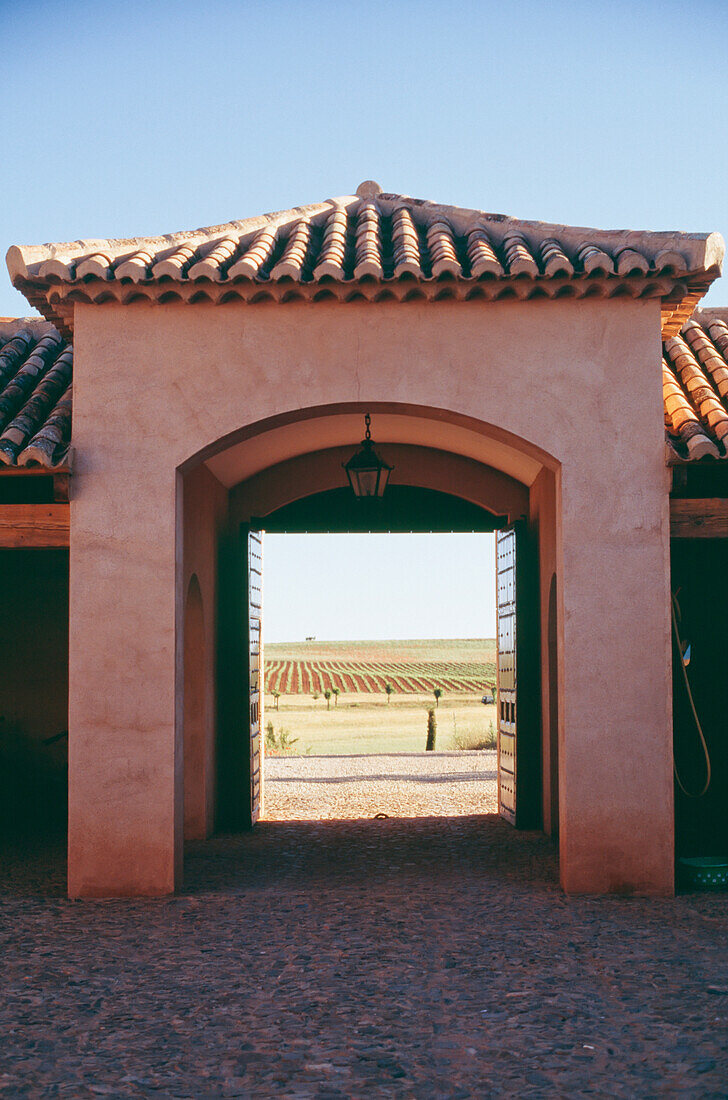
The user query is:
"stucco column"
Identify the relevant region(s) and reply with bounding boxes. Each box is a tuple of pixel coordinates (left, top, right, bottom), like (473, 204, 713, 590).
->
(67, 465, 180, 897)
(557, 457, 674, 895)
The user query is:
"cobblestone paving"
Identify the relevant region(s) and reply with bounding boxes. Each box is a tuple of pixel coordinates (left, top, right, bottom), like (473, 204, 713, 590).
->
(1, 807, 728, 1096)
(265, 751, 498, 820)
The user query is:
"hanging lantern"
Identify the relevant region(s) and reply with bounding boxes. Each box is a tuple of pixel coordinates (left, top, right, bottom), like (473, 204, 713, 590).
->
(343, 413, 394, 499)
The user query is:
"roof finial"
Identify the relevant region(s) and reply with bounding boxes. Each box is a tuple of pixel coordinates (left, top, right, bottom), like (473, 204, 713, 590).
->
(356, 180, 382, 199)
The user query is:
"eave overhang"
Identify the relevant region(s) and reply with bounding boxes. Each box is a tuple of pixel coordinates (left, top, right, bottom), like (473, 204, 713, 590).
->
(7, 183, 724, 340)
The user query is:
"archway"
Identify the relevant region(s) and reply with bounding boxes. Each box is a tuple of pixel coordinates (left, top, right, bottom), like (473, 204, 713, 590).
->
(62, 289, 675, 899)
(180, 403, 560, 870)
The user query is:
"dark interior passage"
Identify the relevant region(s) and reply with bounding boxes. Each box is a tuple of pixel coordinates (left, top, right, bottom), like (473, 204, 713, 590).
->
(0, 548, 69, 838)
(671, 539, 728, 860)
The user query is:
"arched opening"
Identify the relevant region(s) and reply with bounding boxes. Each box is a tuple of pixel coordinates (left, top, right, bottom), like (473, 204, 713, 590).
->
(183, 574, 206, 840)
(180, 402, 560, 865)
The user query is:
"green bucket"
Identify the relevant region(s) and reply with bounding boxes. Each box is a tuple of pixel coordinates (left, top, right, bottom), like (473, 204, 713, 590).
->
(678, 856, 728, 890)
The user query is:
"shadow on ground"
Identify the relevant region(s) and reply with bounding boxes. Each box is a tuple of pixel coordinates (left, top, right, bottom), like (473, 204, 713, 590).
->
(183, 814, 557, 895)
(2, 816, 727, 1097)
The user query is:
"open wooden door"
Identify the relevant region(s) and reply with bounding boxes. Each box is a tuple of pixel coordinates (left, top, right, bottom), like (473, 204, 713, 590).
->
(496, 522, 540, 828)
(247, 528, 263, 825)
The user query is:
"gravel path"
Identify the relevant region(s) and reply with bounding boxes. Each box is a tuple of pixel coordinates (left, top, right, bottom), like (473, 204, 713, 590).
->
(264, 750, 498, 820)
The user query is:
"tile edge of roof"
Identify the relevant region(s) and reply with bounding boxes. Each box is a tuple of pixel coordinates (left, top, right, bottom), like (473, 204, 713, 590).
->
(6, 194, 725, 284)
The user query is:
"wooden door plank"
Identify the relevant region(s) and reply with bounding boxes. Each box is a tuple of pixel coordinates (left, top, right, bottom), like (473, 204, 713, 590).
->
(248, 529, 263, 825)
(496, 527, 517, 825)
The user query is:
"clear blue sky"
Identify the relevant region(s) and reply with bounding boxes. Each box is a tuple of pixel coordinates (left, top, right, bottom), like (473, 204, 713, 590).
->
(265, 534, 495, 641)
(2, 0, 726, 640)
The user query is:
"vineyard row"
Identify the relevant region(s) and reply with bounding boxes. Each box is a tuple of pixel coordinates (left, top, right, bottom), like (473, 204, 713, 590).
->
(264, 659, 495, 696)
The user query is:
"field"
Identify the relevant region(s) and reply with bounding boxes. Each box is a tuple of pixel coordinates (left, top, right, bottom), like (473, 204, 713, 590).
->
(264, 638, 497, 697)
(264, 695, 498, 755)
(263, 639, 498, 755)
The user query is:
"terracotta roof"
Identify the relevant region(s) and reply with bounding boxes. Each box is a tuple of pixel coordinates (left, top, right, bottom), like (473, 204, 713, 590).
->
(0, 319, 72, 468)
(7, 181, 723, 339)
(664, 309, 728, 462)
(2, 304, 728, 475)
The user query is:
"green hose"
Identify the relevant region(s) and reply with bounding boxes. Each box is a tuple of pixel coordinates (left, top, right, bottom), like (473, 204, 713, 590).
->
(671, 592, 712, 798)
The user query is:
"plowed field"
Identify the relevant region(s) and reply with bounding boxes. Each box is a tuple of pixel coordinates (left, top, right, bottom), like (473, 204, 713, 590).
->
(265, 638, 496, 696)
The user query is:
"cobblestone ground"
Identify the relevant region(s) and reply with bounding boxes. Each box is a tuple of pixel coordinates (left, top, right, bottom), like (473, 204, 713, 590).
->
(1, 762, 727, 1098)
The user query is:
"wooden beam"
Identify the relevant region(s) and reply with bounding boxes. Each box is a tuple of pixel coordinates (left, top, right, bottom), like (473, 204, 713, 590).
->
(53, 471, 70, 502)
(670, 498, 728, 538)
(0, 464, 71, 479)
(0, 504, 69, 547)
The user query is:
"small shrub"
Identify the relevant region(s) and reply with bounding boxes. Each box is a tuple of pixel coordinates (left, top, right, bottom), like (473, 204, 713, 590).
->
(426, 708, 437, 751)
(265, 721, 299, 755)
(265, 720, 276, 750)
(451, 720, 497, 752)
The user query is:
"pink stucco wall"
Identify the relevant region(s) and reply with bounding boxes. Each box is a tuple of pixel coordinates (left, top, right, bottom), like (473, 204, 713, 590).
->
(67, 297, 672, 897)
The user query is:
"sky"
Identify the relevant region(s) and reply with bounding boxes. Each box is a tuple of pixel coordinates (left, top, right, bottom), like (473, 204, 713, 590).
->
(2, 0, 727, 640)
(265, 533, 495, 641)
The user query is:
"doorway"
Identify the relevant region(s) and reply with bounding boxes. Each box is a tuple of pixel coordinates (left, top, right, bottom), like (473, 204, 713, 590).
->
(262, 530, 499, 822)
(212, 482, 546, 840)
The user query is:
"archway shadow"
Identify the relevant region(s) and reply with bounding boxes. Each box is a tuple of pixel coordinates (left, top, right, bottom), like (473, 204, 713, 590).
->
(0, 830, 67, 898)
(0, 756, 68, 898)
(183, 815, 559, 896)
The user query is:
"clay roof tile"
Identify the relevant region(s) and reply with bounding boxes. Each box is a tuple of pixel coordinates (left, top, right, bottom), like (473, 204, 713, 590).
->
(576, 243, 615, 276)
(426, 219, 462, 278)
(466, 227, 503, 278)
(17, 383, 72, 467)
(662, 359, 721, 460)
(353, 203, 383, 280)
(115, 250, 155, 282)
(391, 207, 423, 278)
(682, 319, 728, 400)
(502, 233, 539, 277)
(228, 226, 278, 279)
(188, 237, 239, 282)
(313, 209, 349, 280)
(664, 334, 728, 448)
(539, 238, 574, 278)
(615, 247, 650, 277)
(0, 323, 72, 469)
(152, 243, 198, 280)
(8, 188, 722, 334)
(270, 221, 313, 281)
(76, 253, 112, 280)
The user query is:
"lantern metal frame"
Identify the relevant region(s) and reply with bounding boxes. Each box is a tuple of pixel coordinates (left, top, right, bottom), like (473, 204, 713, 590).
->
(343, 413, 394, 499)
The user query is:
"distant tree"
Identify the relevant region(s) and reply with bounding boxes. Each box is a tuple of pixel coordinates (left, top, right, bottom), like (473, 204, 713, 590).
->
(385, 682, 394, 705)
(312, 691, 320, 703)
(331, 687, 340, 708)
(433, 687, 442, 708)
(272, 690, 280, 711)
(324, 688, 332, 711)
(426, 708, 437, 751)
